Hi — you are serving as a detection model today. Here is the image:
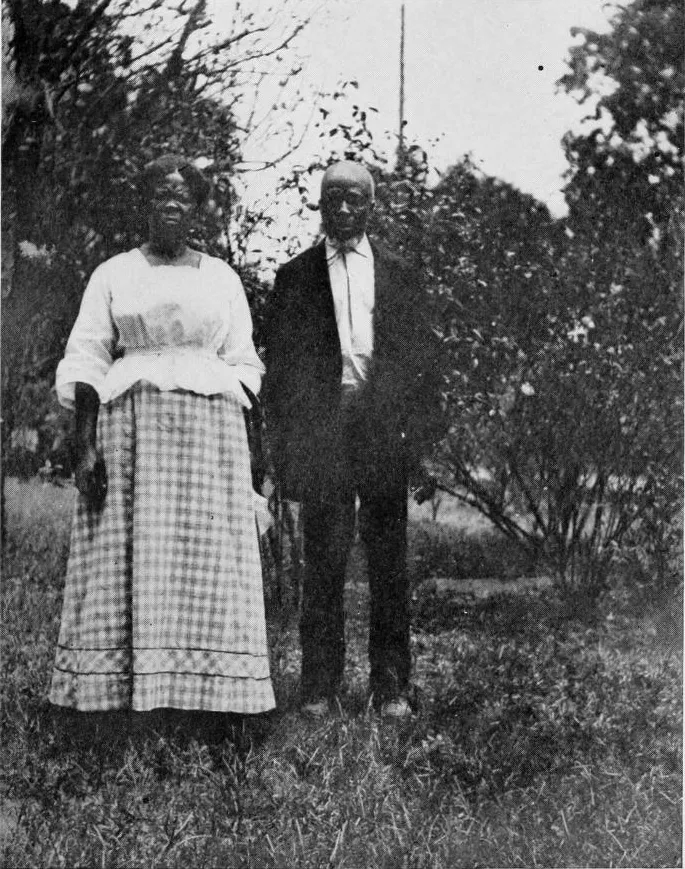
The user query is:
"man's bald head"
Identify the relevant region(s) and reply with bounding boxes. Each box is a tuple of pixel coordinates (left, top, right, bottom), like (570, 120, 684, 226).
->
(321, 161, 375, 200)
(320, 161, 374, 244)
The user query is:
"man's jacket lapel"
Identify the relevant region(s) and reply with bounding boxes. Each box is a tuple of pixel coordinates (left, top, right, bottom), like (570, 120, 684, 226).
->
(308, 240, 340, 361)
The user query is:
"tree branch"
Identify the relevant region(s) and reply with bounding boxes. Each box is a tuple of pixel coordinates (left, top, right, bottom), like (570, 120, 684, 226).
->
(164, 0, 207, 81)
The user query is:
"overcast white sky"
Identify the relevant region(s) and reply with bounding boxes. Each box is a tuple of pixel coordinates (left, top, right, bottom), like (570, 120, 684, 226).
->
(300, 0, 614, 215)
(214, 0, 613, 220)
(202, 0, 617, 260)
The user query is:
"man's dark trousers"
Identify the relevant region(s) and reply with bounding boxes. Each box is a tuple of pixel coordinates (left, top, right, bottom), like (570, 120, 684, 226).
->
(299, 396, 410, 706)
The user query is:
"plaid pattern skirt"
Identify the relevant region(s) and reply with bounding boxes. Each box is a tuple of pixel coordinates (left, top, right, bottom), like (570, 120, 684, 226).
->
(50, 383, 275, 714)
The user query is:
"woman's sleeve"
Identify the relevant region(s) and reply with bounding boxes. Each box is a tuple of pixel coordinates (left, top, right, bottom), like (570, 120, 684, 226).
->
(55, 264, 116, 410)
(218, 270, 265, 400)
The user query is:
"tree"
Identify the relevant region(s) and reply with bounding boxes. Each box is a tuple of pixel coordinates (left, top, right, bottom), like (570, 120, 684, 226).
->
(424, 1, 684, 595)
(556, 0, 683, 590)
(559, 0, 683, 247)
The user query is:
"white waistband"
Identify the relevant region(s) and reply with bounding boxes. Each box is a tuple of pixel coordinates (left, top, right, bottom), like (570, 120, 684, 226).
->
(122, 347, 217, 358)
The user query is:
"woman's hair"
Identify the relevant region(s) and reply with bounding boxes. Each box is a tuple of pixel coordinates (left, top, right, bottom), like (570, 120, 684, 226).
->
(139, 154, 211, 207)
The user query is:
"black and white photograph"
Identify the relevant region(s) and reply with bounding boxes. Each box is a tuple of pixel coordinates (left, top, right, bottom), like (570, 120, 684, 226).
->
(1, 0, 682, 866)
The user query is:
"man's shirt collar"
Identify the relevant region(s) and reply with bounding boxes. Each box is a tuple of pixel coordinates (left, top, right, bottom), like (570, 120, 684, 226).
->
(325, 234, 371, 262)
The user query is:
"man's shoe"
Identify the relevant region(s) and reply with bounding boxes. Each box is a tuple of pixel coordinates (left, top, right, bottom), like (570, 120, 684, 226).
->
(301, 698, 330, 719)
(380, 697, 413, 720)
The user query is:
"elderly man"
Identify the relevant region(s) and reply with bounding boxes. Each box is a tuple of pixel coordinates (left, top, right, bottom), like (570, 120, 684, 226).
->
(264, 160, 442, 718)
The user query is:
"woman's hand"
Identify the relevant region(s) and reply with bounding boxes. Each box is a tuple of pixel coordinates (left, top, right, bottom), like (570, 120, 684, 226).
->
(75, 444, 107, 509)
(74, 382, 106, 509)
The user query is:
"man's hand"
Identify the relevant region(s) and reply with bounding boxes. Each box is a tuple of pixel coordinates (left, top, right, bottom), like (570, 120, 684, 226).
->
(75, 445, 107, 510)
(411, 475, 438, 505)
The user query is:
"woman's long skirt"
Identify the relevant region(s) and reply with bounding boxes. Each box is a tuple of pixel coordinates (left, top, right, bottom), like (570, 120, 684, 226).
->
(49, 383, 276, 714)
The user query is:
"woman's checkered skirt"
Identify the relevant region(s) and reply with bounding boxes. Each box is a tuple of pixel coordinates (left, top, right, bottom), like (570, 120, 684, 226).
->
(50, 383, 276, 714)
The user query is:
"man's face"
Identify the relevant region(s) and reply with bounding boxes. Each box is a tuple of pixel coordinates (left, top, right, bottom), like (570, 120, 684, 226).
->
(320, 178, 373, 244)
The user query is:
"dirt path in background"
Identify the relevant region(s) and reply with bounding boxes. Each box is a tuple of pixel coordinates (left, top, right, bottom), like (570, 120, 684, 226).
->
(347, 537, 551, 601)
(424, 574, 553, 600)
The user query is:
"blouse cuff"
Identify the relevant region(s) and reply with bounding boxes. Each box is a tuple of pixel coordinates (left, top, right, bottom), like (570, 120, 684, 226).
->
(55, 359, 109, 410)
(234, 365, 262, 402)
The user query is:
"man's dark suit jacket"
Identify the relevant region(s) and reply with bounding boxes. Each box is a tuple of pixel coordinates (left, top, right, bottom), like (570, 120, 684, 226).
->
(263, 238, 443, 502)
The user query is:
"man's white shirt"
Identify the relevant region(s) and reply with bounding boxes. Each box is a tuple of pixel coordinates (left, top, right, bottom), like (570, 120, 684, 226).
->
(325, 234, 374, 395)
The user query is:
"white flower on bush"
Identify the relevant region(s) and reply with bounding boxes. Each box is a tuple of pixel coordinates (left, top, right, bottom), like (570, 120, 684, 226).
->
(568, 316, 595, 343)
(661, 108, 680, 131)
(568, 323, 587, 342)
(520, 382, 535, 397)
(18, 240, 51, 261)
(655, 129, 678, 156)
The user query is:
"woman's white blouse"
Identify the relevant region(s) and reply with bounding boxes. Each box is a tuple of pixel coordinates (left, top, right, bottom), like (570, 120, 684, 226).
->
(56, 249, 264, 410)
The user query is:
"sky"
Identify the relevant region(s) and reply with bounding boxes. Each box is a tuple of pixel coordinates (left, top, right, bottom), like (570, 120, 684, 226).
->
(203, 0, 617, 259)
(210, 0, 614, 218)
(297, 0, 614, 216)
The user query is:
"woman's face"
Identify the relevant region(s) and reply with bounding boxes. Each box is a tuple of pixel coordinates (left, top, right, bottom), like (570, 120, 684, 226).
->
(147, 171, 196, 247)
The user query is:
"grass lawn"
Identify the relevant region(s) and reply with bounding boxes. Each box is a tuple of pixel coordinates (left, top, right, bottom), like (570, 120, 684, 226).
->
(1, 478, 682, 868)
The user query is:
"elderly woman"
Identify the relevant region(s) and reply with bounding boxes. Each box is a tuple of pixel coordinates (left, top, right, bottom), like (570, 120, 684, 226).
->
(50, 154, 275, 720)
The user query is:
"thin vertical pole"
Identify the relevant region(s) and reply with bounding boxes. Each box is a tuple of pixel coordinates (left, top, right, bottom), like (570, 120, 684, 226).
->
(398, 1, 406, 163)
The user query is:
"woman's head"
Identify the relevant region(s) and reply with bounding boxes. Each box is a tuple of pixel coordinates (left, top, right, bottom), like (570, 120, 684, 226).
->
(139, 155, 211, 254)
(139, 154, 211, 208)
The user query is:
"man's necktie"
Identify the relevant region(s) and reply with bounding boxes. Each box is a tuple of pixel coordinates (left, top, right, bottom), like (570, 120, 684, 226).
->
(342, 251, 354, 341)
